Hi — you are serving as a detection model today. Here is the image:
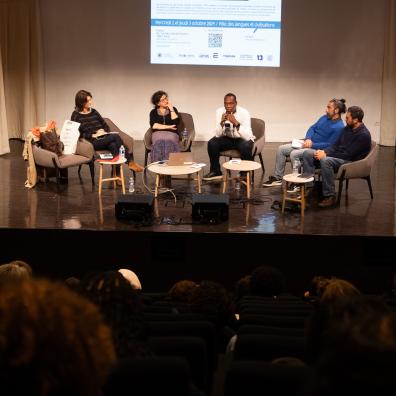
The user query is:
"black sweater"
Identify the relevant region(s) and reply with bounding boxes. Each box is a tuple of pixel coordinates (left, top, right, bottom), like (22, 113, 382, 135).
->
(149, 107, 180, 132)
(71, 108, 109, 140)
(325, 123, 371, 161)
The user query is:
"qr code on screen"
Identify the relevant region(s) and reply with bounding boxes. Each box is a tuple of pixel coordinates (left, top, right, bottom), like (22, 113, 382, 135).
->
(208, 33, 222, 48)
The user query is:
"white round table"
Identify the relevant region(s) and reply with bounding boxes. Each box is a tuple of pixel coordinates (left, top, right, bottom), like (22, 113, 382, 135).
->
(97, 157, 127, 195)
(222, 160, 261, 198)
(147, 163, 203, 197)
(282, 173, 314, 217)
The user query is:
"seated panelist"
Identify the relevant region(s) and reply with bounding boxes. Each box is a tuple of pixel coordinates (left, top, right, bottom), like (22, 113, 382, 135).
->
(71, 89, 143, 172)
(203, 93, 254, 181)
(149, 90, 180, 163)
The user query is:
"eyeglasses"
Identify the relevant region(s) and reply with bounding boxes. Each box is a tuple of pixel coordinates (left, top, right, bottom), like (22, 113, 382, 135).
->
(159, 96, 168, 102)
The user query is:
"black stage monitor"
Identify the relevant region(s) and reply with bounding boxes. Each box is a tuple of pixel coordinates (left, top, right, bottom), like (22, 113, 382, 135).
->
(192, 193, 229, 224)
(115, 195, 154, 223)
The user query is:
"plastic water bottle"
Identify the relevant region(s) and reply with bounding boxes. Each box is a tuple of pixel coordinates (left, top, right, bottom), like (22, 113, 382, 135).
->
(292, 159, 300, 174)
(128, 176, 135, 193)
(235, 179, 241, 192)
(181, 128, 188, 143)
(119, 145, 125, 160)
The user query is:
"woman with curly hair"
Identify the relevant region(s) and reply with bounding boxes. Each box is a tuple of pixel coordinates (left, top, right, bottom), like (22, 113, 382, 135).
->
(0, 279, 116, 396)
(80, 270, 152, 358)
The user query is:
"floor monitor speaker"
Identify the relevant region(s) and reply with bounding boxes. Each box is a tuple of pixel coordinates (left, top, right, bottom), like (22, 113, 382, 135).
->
(115, 195, 154, 223)
(192, 193, 229, 223)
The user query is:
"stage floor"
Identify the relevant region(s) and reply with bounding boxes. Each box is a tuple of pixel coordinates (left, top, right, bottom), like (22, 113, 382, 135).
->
(1, 139, 395, 294)
(1, 139, 395, 237)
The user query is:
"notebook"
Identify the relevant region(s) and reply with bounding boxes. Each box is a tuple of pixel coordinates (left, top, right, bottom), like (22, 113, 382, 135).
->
(167, 152, 193, 166)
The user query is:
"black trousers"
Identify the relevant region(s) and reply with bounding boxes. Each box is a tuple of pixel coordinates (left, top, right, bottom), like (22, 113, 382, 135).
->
(207, 136, 253, 172)
(93, 133, 131, 162)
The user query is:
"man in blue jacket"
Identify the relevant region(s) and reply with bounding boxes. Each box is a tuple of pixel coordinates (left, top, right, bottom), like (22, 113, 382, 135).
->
(263, 99, 346, 187)
(302, 106, 371, 208)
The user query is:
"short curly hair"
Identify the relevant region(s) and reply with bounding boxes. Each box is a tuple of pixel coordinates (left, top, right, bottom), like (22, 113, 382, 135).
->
(169, 280, 198, 302)
(249, 265, 284, 297)
(0, 279, 116, 395)
(151, 90, 168, 106)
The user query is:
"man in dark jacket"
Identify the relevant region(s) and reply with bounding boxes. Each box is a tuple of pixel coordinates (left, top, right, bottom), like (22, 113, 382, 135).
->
(302, 106, 371, 208)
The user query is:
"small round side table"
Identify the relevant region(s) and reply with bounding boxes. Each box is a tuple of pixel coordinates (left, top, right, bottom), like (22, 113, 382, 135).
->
(222, 160, 261, 198)
(282, 173, 314, 217)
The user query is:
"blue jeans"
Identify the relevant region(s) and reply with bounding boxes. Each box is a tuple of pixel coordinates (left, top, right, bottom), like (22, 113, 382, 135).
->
(302, 149, 349, 197)
(273, 143, 307, 179)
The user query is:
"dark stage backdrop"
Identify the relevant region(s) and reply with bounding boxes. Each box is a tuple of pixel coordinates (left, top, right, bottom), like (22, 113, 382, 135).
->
(1, 229, 394, 295)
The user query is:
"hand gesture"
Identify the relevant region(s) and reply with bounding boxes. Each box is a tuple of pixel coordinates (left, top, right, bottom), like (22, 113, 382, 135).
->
(314, 150, 326, 160)
(303, 139, 313, 148)
(167, 101, 174, 112)
(227, 113, 238, 126)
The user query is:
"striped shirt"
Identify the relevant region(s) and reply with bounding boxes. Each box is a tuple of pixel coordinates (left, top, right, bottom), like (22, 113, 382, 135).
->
(71, 108, 109, 140)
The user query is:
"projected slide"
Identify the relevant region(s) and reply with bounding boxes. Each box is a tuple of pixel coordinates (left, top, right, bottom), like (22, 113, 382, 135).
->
(151, 0, 282, 67)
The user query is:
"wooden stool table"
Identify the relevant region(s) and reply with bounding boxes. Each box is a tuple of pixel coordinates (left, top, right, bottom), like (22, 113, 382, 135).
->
(282, 173, 314, 217)
(222, 160, 261, 198)
(148, 163, 203, 198)
(97, 157, 127, 195)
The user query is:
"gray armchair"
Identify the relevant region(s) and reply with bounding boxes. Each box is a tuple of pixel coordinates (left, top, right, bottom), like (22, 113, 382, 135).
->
(335, 140, 378, 204)
(102, 118, 135, 160)
(220, 117, 265, 172)
(143, 112, 195, 166)
(32, 138, 95, 185)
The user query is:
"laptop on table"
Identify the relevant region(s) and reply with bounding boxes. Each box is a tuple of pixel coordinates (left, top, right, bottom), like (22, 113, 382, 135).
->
(167, 152, 193, 166)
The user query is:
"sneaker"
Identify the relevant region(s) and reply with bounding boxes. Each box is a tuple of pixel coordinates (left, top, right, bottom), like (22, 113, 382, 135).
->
(263, 176, 282, 187)
(128, 161, 144, 173)
(203, 171, 223, 180)
(287, 184, 301, 194)
(318, 195, 336, 208)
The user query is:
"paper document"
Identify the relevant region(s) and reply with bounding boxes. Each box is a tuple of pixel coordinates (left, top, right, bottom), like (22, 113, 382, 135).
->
(60, 120, 80, 154)
(292, 139, 304, 149)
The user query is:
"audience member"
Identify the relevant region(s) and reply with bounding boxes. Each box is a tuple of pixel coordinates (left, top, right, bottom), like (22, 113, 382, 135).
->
(233, 274, 251, 309)
(319, 277, 360, 303)
(306, 293, 384, 364)
(7, 259, 33, 275)
(0, 262, 32, 287)
(64, 276, 81, 292)
(168, 279, 198, 303)
(0, 278, 115, 395)
(118, 268, 142, 290)
(309, 297, 396, 396)
(302, 105, 371, 207)
(190, 280, 237, 351)
(80, 271, 152, 358)
(203, 93, 254, 180)
(303, 275, 330, 301)
(249, 265, 285, 297)
(263, 98, 345, 187)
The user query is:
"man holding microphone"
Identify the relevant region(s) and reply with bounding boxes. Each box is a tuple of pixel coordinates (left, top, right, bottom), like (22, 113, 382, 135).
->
(203, 93, 254, 180)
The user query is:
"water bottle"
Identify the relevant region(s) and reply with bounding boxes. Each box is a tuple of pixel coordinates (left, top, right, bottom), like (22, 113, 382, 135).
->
(292, 159, 300, 174)
(128, 176, 135, 193)
(181, 128, 188, 143)
(235, 179, 241, 192)
(119, 145, 125, 160)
